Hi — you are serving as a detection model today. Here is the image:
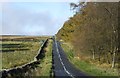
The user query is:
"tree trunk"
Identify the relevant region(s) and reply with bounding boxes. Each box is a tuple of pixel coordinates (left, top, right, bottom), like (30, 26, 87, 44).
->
(98, 51, 101, 62)
(112, 49, 116, 68)
(92, 49, 95, 60)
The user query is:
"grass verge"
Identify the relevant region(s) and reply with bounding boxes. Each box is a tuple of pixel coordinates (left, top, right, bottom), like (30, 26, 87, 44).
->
(31, 39, 53, 77)
(61, 42, 119, 76)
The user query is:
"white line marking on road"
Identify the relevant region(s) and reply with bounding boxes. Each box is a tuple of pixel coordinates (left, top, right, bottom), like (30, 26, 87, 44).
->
(55, 38, 74, 78)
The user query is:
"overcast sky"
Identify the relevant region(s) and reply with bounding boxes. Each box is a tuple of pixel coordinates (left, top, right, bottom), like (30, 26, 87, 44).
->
(0, 1, 79, 36)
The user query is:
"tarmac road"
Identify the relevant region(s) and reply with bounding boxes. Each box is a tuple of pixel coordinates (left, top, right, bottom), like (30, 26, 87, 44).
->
(52, 37, 91, 78)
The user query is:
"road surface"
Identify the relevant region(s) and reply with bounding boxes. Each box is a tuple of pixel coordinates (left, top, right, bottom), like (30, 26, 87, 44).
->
(52, 37, 90, 78)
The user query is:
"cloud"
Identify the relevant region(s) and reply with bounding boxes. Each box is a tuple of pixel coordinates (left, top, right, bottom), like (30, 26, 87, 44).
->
(2, 3, 62, 35)
(0, 0, 119, 2)
(0, 0, 79, 2)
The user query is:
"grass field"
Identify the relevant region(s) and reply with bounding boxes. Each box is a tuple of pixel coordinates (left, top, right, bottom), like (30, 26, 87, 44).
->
(0, 35, 48, 70)
(61, 42, 119, 76)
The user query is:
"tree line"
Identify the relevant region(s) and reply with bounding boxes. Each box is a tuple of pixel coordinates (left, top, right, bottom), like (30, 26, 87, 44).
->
(57, 2, 120, 68)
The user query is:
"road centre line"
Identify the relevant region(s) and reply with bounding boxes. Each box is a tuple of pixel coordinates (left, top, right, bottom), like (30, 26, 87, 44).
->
(55, 39, 74, 78)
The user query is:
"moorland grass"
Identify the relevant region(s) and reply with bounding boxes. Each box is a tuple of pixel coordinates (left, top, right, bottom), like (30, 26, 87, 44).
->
(0, 37, 45, 70)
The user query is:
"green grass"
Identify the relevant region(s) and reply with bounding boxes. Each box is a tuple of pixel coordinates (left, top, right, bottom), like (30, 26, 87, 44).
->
(39, 39, 52, 76)
(31, 39, 53, 77)
(0, 37, 45, 70)
(61, 42, 119, 76)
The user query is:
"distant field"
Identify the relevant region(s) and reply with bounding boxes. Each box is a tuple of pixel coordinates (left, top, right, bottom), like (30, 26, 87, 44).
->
(0, 35, 49, 70)
(0, 35, 49, 41)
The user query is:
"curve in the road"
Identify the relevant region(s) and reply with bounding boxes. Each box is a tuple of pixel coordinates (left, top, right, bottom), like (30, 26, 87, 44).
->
(52, 37, 90, 78)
